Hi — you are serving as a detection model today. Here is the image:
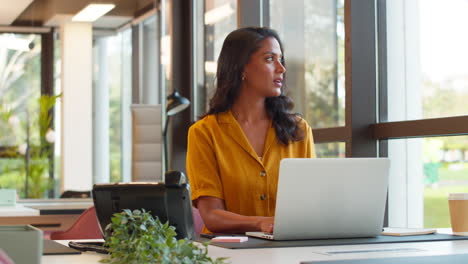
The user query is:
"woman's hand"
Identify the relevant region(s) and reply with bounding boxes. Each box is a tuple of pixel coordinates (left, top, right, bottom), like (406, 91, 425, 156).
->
(257, 217, 274, 233)
(197, 196, 274, 233)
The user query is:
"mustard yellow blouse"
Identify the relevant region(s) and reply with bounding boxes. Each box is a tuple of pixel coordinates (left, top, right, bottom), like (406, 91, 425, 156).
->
(186, 111, 316, 219)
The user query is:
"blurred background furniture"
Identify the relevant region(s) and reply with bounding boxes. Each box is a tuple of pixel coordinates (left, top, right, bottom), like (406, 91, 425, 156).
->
(49, 206, 102, 240)
(1, 198, 93, 239)
(0, 249, 14, 264)
(192, 207, 204, 234)
(164, 91, 190, 170)
(131, 104, 163, 182)
(60, 190, 91, 198)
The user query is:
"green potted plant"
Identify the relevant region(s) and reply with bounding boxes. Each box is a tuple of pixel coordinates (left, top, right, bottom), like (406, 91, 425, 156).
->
(101, 209, 227, 264)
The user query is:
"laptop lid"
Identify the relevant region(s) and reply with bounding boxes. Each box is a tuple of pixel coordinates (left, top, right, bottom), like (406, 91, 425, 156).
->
(273, 158, 390, 240)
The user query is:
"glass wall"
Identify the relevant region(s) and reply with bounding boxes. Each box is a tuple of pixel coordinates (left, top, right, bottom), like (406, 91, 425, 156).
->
(120, 29, 133, 183)
(388, 0, 468, 123)
(315, 142, 345, 158)
(203, 0, 237, 112)
(388, 136, 468, 228)
(0, 33, 56, 198)
(93, 28, 143, 183)
(108, 34, 125, 183)
(92, 13, 158, 183)
(386, 0, 468, 228)
(270, 0, 345, 129)
(53, 34, 62, 197)
(142, 15, 160, 104)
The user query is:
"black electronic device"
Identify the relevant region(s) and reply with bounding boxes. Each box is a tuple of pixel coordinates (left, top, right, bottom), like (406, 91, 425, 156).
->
(165, 170, 188, 186)
(92, 182, 195, 240)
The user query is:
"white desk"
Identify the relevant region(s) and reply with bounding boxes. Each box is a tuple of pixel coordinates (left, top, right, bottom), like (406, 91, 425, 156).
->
(43, 237, 468, 264)
(18, 198, 93, 212)
(0, 205, 39, 216)
(0, 199, 93, 232)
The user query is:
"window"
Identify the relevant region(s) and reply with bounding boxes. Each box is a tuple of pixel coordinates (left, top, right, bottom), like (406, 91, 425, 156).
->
(93, 33, 128, 184)
(141, 15, 160, 104)
(388, 136, 468, 228)
(203, 0, 237, 112)
(270, 0, 346, 158)
(92, 11, 161, 183)
(377, 0, 468, 228)
(270, 0, 345, 129)
(315, 142, 345, 158)
(388, 0, 468, 123)
(0, 32, 58, 198)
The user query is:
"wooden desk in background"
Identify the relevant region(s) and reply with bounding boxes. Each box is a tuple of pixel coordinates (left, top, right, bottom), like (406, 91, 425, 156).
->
(0, 198, 93, 232)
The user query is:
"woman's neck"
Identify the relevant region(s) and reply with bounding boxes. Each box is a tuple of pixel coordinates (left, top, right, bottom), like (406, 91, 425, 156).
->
(231, 94, 269, 123)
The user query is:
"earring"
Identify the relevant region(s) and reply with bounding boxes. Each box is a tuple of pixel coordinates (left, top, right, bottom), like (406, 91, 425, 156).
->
(241, 74, 246, 81)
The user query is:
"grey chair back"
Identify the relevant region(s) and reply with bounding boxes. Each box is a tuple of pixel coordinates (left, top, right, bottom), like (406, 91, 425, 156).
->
(131, 104, 163, 182)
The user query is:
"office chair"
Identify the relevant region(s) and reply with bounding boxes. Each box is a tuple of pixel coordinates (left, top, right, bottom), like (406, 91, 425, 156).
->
(0, 250, 14, 264)
(192, 207, 204, 234)
(49, 206, 102, 240)
(131, 104, 163, 182)
(60, 190, 91, 198)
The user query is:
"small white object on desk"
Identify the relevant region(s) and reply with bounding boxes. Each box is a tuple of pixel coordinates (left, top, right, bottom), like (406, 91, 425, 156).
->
(0, 205, 40, 216)
(382, 227, 437, 236)
(212, 236, 249, 243)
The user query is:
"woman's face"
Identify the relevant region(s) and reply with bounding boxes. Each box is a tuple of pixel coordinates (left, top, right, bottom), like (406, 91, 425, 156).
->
(241, 37, 286, 98)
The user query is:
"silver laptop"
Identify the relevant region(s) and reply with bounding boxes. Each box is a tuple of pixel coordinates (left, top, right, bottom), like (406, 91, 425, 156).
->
(246, 158, 390, 240)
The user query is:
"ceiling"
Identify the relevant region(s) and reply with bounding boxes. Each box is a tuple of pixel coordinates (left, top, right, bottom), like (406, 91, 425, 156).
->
(0, 0, 154, 29)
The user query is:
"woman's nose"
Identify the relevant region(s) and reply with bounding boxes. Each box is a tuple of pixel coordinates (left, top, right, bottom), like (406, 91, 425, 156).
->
(276, 61, 286, 73)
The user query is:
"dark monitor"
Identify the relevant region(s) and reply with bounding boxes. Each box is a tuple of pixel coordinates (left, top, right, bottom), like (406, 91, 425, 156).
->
(92, 182, 195, 240)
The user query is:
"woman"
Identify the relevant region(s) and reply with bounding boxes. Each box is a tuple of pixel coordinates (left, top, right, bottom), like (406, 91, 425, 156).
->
(186, 27, 316, 234)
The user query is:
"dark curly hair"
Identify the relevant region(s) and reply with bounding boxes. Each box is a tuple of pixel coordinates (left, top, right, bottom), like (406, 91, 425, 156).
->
(204, 27, 304, 145)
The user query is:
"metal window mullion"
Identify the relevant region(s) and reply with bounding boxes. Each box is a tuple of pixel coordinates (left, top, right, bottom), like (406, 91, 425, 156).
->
(349, 0, 379, 158)
(376, 0, 388, 227)
(377, 0, 388, 158)
(263, 0, 270, 27)
(238, 0, 264, 27)
(41, 31, 55, 198)
(132, 24, 142, 104)
(192, 0, 205, 122)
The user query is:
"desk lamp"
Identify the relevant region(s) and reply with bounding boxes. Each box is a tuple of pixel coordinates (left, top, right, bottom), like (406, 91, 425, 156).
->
(163, 91, 190, 170)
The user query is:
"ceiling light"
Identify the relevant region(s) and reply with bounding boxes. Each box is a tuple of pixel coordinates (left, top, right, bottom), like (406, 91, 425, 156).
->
(72, 3, 115, 22)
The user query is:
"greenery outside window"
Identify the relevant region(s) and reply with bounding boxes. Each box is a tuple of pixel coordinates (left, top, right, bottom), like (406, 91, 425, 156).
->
(0, 32, 58, 198)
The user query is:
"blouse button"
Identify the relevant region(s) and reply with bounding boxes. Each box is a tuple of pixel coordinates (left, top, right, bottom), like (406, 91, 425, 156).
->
(260, 171, 266, 177)
(260, 194, 267, 200)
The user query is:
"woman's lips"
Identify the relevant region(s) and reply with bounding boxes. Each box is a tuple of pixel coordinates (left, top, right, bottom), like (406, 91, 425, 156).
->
(273, 78, 283, 87)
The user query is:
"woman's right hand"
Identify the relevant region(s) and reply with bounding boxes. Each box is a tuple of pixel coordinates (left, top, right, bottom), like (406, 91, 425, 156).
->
(257, 217, 274, 233)
(197, 196, 275, 233)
